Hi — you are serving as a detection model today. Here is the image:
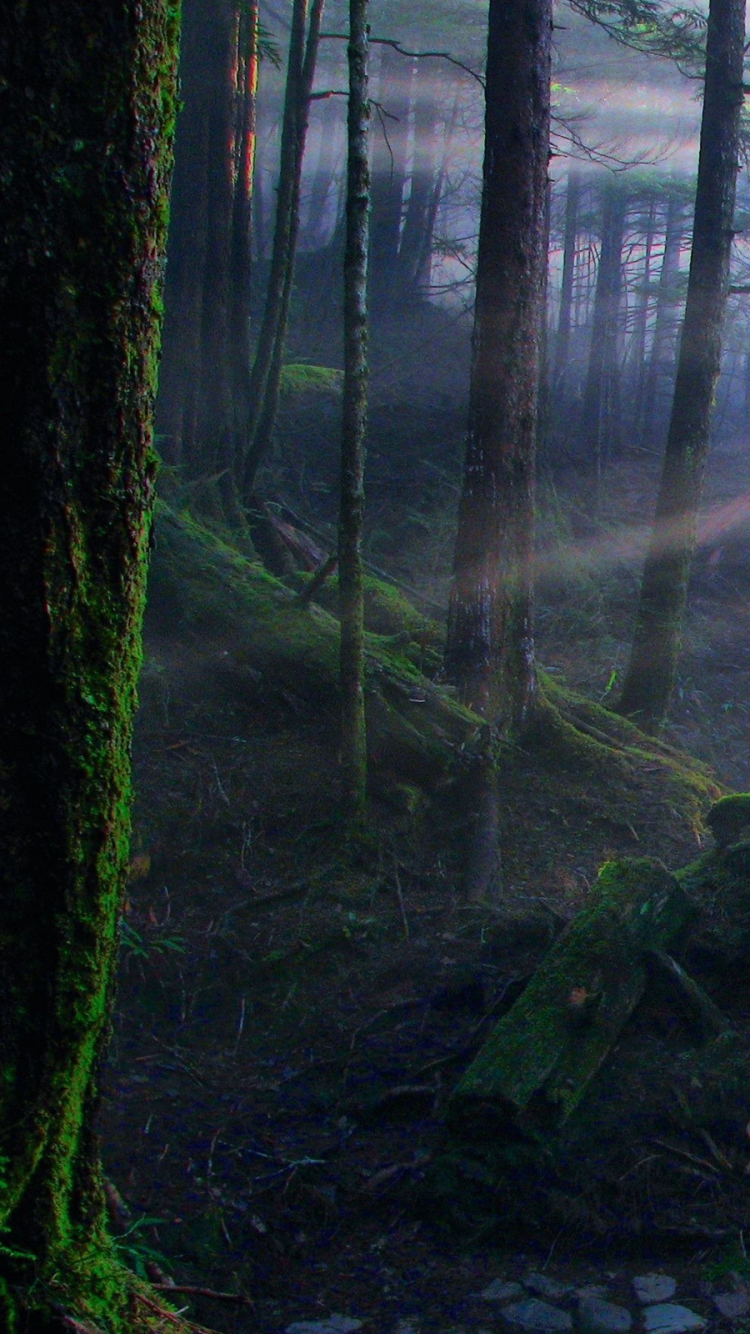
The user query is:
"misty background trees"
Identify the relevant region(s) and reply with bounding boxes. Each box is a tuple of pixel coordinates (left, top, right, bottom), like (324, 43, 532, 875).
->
(155, 0, 750, 761)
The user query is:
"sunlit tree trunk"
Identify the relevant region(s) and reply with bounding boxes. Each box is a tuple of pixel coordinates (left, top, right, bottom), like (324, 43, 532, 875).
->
(229, 0, 260, 488)
(618, 0, 745, 728)
(339, 0, 370, 819)
(0, 0, 179, 1326)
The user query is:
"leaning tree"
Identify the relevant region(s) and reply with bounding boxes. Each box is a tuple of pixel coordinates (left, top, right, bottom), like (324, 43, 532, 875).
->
(0, 2, 180, 1329)
(617, 0, 746, 728)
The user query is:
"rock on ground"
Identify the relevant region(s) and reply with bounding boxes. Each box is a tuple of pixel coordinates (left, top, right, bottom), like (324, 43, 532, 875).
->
(501, 1299, 573, 1332)
(578, 1296, 632, 1333)
(642, 1305, 706, 1333)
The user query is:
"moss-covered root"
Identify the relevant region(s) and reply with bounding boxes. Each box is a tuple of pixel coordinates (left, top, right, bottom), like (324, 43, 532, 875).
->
(447, 857, 695, 1138)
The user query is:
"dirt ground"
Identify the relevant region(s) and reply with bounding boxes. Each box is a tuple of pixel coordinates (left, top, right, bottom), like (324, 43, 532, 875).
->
(100, 444, 750, 1333)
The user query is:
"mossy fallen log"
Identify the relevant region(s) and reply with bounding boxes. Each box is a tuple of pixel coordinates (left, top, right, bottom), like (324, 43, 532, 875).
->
(447, 857, 696, 1138)
(147, 505, 483, 793)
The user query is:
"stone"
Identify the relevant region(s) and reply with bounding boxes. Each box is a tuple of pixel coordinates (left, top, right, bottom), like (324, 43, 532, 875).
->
(480, 1281, 524, 1303)
(501, 1299, 573, 1331)
(576, 1287, 609, 1301)
(524, 1275, 574, 1301)
(713, 1291, 750, 1319)
(286, 1320, 363, 1334)
(633, 1276, 678, 1305)
(578, 1297, 632, 1333)
(642, 1305, 706, 1334)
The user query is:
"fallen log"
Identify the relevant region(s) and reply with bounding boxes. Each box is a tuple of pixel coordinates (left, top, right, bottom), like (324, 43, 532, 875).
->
(147, 506, 483, 794)
(447, 857, 696, 1139)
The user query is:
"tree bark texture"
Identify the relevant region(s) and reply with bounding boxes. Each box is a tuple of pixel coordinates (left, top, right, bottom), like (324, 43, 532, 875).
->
(338, 0, 370, 818)
(444, 0, 552, 729)
(0, 0, 179, 1323)
(618, 0, 745, 728)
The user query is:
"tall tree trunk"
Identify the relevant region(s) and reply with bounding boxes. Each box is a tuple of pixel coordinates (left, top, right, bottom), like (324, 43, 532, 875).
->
(618, 0, 745, 728)
(241, 0, 326, 502)
(552, 170, 582, 394)
(305, 94, 345, 249)
(579, 182, 627, 487)
(444, 0, 552, 729)
(630, 191, 657, 440)
(641, 191, 686, 451)
(0, 0, 179, 1326)
(195, 0, 238, 483)
(369, 47, 414, 307)
(339, 0, 370, 819)
(229, 0, 260, 491)
(156, 0, 212, 469)
(399, 63, 441, 295)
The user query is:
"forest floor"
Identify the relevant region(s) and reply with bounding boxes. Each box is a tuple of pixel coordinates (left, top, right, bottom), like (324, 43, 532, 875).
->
(101, 436, 750, 1334)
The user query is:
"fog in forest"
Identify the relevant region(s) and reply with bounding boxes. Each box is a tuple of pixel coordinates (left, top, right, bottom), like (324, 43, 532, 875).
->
(96, 0, 750, 1322)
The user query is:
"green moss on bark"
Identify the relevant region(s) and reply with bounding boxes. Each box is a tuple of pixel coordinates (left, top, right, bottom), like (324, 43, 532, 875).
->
(0, 0, 181, 1326)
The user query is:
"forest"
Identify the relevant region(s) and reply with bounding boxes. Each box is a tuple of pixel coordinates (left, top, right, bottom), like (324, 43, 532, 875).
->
(5, 0, 750, 1331)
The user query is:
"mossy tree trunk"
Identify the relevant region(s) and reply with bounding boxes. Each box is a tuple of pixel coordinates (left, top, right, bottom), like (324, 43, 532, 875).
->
(338, 0, 371, 819)
(618, 0, 745, 729)
(0, 1, 179, 1327)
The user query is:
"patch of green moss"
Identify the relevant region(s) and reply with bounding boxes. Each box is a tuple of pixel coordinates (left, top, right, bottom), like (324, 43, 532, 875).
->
(707, 792, 750, 847)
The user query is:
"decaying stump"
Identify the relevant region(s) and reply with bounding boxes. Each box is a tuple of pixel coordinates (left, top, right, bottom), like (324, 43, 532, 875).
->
(447, 857, 696, 1138)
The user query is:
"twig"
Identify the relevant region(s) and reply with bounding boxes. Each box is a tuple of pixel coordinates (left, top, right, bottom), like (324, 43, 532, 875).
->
(393, 860, 410, 940)
(152, 1287, 253, 1307)
(650, 1136, 719, 1175)
(296, 552, 338, 607)
(320, 32, 484, 86)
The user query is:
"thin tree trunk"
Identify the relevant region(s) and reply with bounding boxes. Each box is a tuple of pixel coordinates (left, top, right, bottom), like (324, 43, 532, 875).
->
(399, 63, 440, 294)
(0, 0, 179, 1323)
(229, 0, 259, 479)
(618, 0, 745, 728)
(369, 47, 414, 307)
(156, 0, 211, 469)
(641, 192, 685, 451)
(553, 170, 582, 393)
(339, 0, 370, 819)
(196, 0, 237, 484)
(630, 192, 657, 440)
(241, 0, 326, 501)
(579, 182, 627, 487)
